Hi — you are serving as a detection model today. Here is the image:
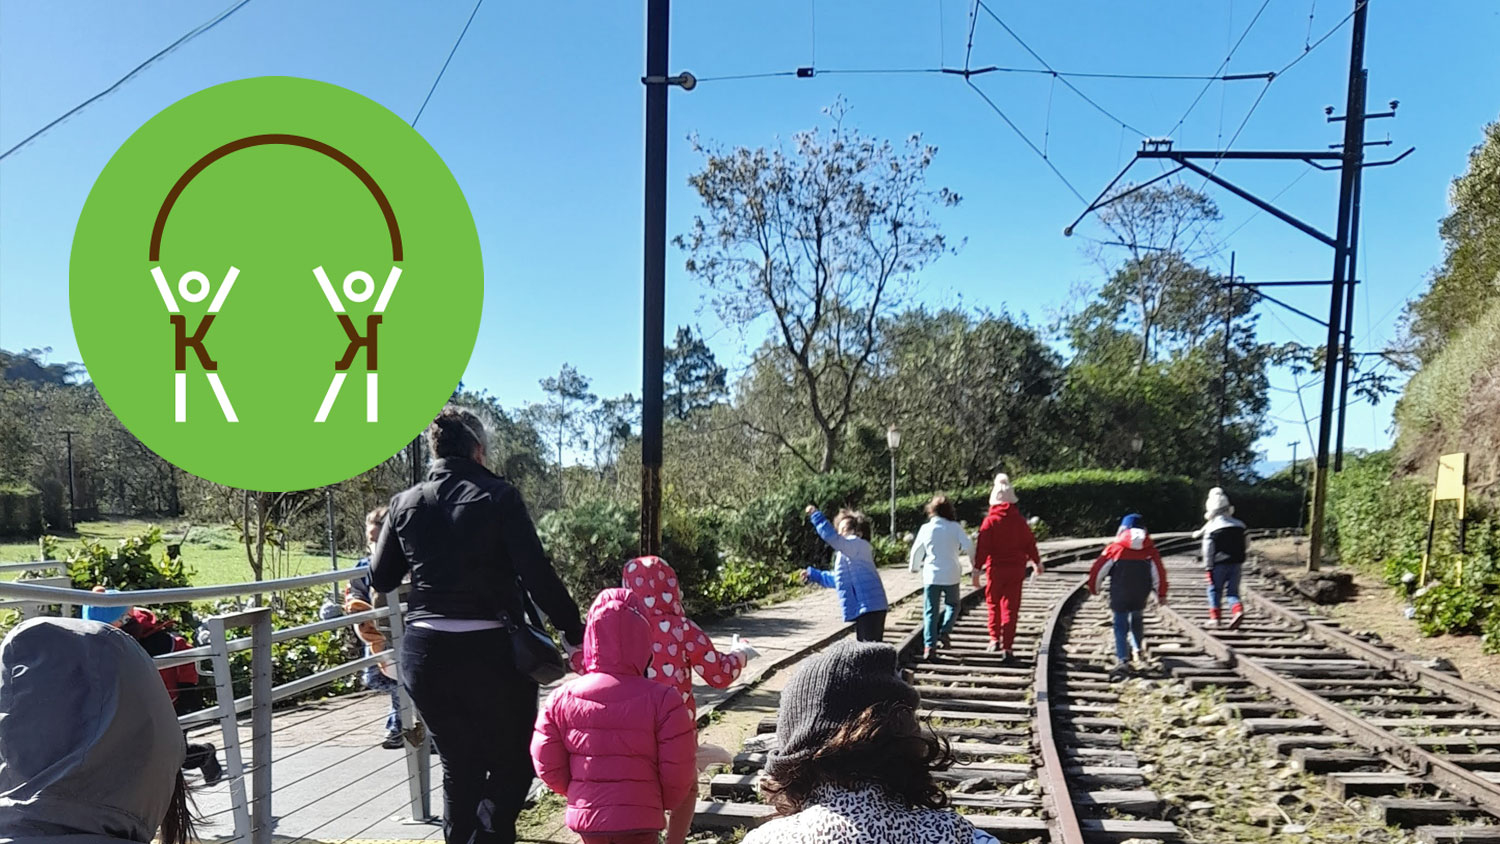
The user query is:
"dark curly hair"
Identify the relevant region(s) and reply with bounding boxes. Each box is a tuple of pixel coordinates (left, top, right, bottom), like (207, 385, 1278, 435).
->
(426, 406, 486, 460)
(759, 701, 954, 815)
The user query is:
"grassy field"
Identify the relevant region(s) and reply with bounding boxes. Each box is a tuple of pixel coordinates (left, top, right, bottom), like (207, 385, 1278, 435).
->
(0, 519, 337, 585)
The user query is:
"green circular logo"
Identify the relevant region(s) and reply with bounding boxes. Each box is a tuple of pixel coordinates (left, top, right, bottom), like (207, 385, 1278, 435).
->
(70, 77, 483, 491)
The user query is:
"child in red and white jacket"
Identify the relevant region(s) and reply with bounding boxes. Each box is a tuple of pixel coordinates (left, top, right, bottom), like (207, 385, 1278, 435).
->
(1087, 515, 1168, 678)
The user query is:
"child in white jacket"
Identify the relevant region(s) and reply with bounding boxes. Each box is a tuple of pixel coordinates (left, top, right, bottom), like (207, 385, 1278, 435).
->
(907, 495, 973, 660)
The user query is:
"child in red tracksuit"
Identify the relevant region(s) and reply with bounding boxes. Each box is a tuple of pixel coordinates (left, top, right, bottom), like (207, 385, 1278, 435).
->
(1087, 514, 1169, 678)
(972, 474, 1042, 661)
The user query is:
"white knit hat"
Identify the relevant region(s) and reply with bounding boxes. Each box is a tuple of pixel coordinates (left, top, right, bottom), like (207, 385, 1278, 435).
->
(1205, 487, 1233, 519)
(990, 473, 1019, 506)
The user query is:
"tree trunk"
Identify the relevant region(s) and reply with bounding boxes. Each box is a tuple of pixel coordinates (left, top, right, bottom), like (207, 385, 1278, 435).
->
(819, 426, 836, 474)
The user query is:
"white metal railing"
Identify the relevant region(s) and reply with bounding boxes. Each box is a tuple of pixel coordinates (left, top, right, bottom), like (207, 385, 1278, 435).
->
(0, 567, 436, 844)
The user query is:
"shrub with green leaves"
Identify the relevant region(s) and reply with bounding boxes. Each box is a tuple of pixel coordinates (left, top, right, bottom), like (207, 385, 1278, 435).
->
(0, 482, 43, 538)
(697, 558, 801, 613)
(63, 526, 195, 628)
(722, 472, 868, 570)
(537, 499, 638, 605)
(1328, 450, 1500, 644)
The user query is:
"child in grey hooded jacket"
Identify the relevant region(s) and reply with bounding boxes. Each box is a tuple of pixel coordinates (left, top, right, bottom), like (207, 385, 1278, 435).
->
(1200, 487, 1249, 627)
(0, 617, 193, 844)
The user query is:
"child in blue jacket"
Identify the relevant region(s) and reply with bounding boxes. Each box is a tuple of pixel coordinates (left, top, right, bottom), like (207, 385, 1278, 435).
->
(800, 505, 890, 642)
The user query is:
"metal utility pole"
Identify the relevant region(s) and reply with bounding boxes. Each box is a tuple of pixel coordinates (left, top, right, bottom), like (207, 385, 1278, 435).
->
(639, 0, 669, 559)
(62, 431, 78, 528)
(326, 487, 339, 604)
(1067, 1, 1406, 574)
(1331, 74, 1398, 472)
(638, 0, 694, 557)
(1216, 252, 1236, 486)
(1307, 0, 1369, 573)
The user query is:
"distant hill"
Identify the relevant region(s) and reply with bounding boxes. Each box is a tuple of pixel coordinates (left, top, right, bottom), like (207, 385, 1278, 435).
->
(1253, 458, 1290, 479)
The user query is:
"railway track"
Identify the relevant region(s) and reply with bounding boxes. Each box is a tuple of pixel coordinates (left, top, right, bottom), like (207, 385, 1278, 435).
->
(1148, 553, 1500, 844)
(691, 536, 1201, 843)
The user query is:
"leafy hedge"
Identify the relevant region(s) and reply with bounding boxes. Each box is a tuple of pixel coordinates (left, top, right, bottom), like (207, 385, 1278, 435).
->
(539, 500, 725, 617)
(0, 483, 43, 538)
(1327, 451, 1500, 653)
(886, 470, 1302, 537)
(721, 472, 868, 572)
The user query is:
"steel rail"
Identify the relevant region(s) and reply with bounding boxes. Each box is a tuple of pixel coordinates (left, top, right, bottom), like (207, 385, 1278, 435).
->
(1035, 583, 1088, 843)
(1156, 598, 1500, 817)
(1246, 571, 1500, 719)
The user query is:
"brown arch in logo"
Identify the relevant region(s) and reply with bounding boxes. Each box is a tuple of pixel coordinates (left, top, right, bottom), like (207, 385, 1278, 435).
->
(149, 134, 402, 262)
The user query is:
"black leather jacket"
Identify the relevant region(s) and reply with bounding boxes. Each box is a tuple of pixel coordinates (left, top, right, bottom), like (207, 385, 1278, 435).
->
(370, 456, 583, 644)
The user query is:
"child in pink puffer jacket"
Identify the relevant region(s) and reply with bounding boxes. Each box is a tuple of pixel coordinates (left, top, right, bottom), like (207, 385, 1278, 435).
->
(532, 588, 697, 844)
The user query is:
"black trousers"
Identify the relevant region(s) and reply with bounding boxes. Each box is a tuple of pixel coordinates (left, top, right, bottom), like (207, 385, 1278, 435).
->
(854, 610, 887, 643)
(403, 625, 537, 844)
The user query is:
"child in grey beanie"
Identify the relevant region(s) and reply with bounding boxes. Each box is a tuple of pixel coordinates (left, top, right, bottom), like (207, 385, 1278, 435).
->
(746, 640, 1000, 844)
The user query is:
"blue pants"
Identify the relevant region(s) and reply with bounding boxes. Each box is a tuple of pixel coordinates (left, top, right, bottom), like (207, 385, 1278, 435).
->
(1206, 563, 1242, 612)
(1112, 609, 1145, 663)
(364, 664, 402, 734)
(923, 583, 961, 648)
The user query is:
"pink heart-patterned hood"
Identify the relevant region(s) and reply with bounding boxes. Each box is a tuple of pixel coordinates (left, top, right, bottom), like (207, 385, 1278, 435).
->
(622, 556, 684, 617)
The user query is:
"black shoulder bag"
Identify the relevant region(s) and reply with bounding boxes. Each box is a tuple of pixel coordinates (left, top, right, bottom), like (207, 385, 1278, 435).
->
(419, 481, 567, 685)
(503, 589, 568, 685)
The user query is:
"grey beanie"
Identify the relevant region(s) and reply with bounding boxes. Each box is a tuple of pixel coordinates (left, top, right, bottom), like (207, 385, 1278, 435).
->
(768, 640, 921, 770)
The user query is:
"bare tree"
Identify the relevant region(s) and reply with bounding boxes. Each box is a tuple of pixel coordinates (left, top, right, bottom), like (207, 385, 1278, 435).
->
(676, 101, 960, 472)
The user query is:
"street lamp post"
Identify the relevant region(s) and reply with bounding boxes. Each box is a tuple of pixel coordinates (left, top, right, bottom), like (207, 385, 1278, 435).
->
(1130, 434, 1144, 469)
(887, 425, 901, 539)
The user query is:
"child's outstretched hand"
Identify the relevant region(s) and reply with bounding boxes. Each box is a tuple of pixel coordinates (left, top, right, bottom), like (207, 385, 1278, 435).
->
(729, 635, 760, 664)
(798, 569, 811, 584)
(804, 505, 818, 517)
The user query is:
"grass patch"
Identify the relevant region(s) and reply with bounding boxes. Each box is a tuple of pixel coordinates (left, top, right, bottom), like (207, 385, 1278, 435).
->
(0, 518, 332, 586)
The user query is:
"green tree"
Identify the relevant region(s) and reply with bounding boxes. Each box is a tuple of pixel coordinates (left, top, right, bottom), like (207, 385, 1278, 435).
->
(868, 308, 1062, 489)
(533, 364, 596, 504)
(664, 326, 727, 420)
(1064, 185, 1269, 478)
(675, 100, 960, 473)
(1403, 117, 1500, 365)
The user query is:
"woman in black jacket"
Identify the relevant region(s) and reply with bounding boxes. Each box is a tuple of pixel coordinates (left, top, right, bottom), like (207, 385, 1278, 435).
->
(371, 407, 584, 844)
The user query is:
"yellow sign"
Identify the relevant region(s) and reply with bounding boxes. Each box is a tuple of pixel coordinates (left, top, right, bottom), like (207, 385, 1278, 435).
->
(1420, 452, 1469, 585)
(1433, 452, 1468, 513)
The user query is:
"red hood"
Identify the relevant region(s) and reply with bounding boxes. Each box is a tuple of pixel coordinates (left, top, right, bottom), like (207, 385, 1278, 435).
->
(986, 502, 1019, 520)
(622, 556, 683, 617)
(582, 588, 652, 676)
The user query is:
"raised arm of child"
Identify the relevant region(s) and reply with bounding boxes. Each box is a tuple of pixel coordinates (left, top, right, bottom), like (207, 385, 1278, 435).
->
(806, 505, 864, 557)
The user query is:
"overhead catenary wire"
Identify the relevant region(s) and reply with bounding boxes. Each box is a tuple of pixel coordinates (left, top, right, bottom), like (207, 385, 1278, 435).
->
(964, 79, 1088, 204)
(411, 0, 486, 129)
(1164, 0, 1273, 141)
(695, 64, 1266, 85)
(0, 0, 254, 162)
(1277, 1, 1362, 77)
(976, 1, 1151, 136)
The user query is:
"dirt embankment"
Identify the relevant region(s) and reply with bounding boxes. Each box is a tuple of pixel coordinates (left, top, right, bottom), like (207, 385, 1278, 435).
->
(1252, 536, 1500, 691)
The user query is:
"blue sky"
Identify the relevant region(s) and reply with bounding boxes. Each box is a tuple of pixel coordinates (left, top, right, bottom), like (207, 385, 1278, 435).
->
(2, 1, 1497, 466)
